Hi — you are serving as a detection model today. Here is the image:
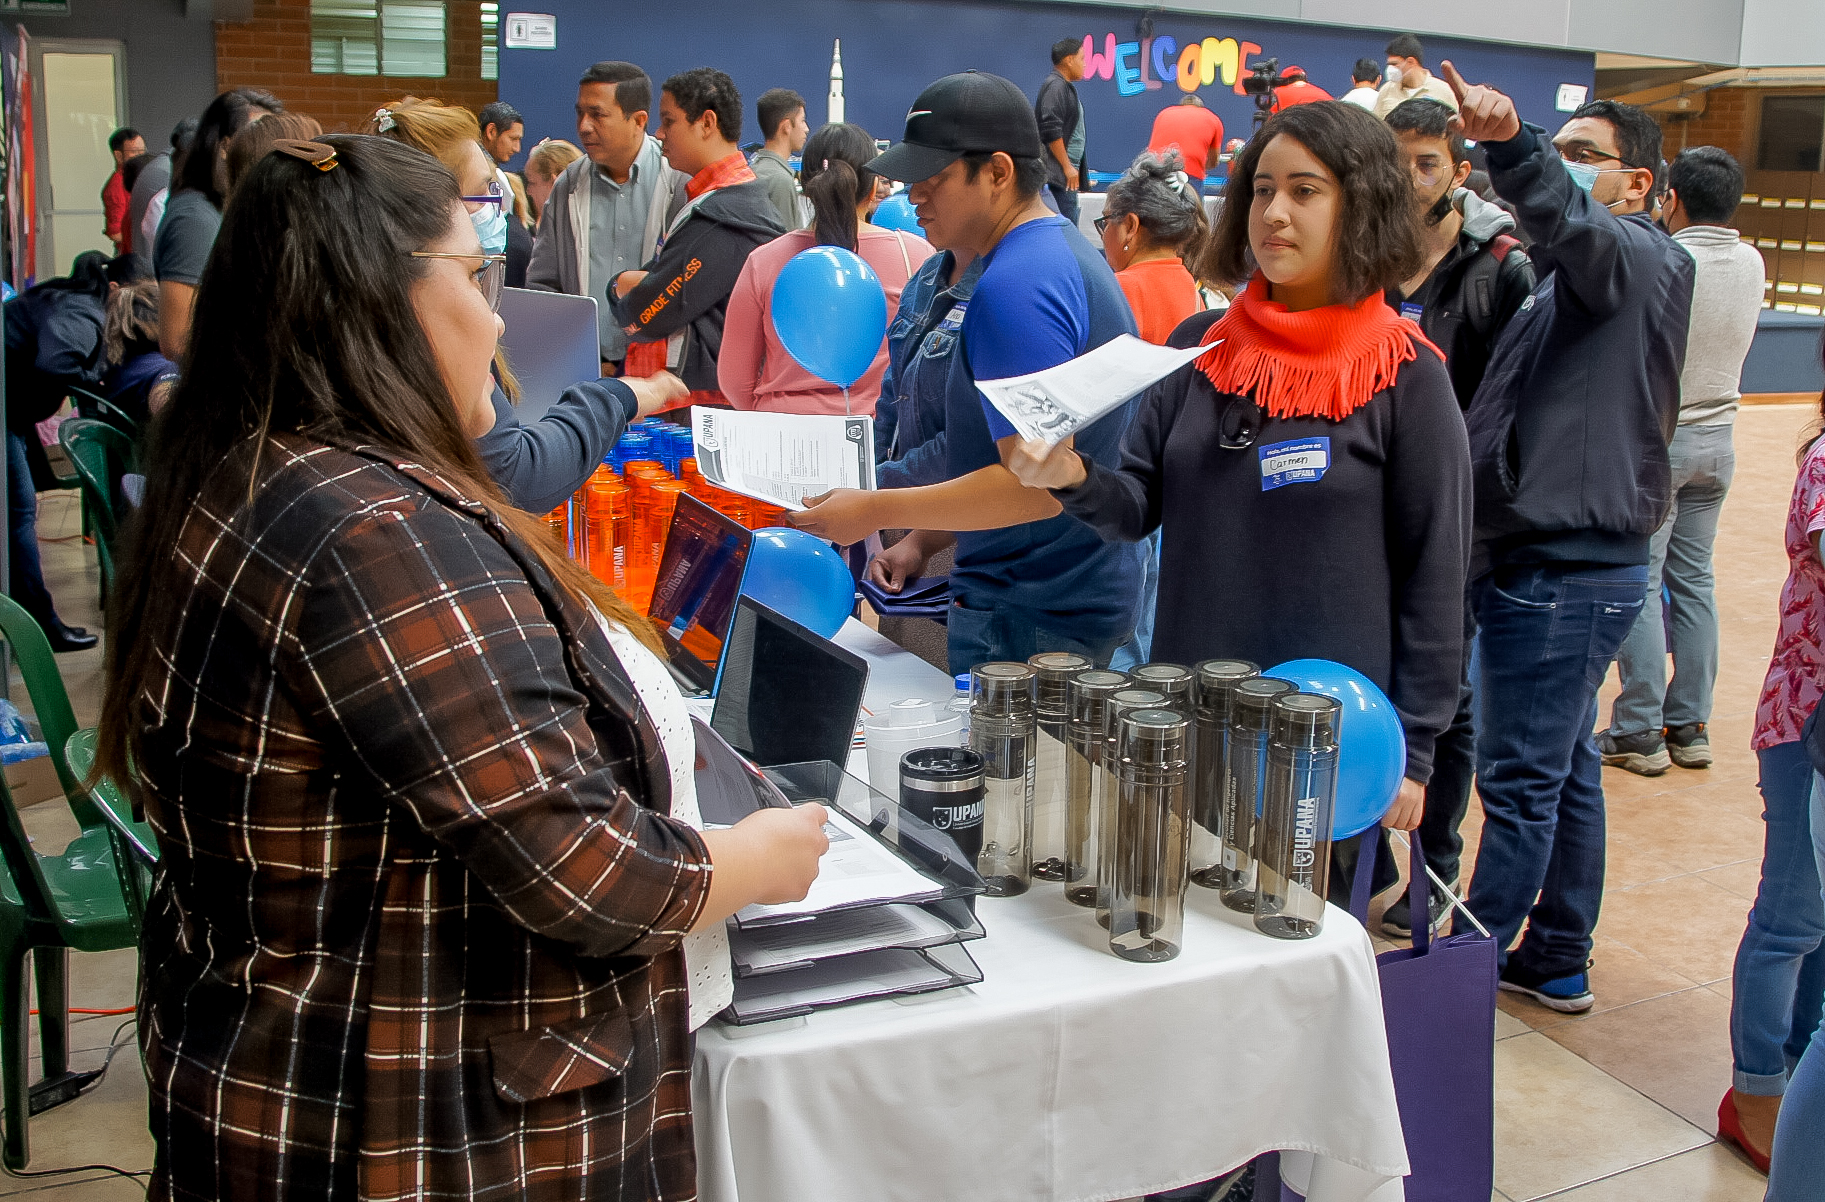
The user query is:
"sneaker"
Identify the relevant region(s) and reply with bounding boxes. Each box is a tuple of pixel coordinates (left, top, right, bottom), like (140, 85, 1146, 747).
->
(1666, 723, 1713, 769)
(1597, 730, 1671, 776)
(1499, 961, 1596, 1013)
(1380, 877, 1457, 939)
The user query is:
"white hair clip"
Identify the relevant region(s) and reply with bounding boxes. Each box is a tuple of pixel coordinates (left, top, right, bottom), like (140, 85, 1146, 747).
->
(373, 107, 396, 133)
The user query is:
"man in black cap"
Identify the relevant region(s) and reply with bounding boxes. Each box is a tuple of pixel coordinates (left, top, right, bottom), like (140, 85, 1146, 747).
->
(793, 72, 1142, 673)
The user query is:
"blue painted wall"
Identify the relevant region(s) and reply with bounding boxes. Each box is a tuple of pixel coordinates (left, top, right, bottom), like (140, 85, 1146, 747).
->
(497, 1, 1592, 175)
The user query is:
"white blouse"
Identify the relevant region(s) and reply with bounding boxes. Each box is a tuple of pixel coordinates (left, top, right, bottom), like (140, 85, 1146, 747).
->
(596, 615, 733, 1030)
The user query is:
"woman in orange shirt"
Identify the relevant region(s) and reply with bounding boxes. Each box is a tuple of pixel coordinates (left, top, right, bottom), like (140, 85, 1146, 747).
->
(1097, 151, 1208, 344)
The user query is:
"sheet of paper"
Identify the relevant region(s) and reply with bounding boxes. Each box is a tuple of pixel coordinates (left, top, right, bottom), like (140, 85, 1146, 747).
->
(691, 408, 876, 511)
(728, 903, 961, 973)
(736, 805, 941, 924)
(975, 335, 1216, 447)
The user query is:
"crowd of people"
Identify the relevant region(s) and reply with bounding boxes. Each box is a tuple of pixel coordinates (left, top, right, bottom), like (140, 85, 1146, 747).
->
(0, 23, 1819, 1201)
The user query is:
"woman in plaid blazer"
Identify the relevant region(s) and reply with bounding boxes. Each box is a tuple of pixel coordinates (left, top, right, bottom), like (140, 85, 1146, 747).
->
(95, 134, 828, 1200)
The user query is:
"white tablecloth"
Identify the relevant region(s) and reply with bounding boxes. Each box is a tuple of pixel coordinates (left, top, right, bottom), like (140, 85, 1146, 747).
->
(691, 622, 1408, 1202)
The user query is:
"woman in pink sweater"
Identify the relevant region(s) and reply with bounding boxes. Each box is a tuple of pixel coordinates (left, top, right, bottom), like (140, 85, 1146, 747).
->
(719, 123, 933, 415)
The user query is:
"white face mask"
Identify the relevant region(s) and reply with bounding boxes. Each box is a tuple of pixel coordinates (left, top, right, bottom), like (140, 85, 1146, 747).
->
(1385, 63, 1403, 86)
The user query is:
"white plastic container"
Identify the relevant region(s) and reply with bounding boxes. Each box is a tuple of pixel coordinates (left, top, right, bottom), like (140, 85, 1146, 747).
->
(863, 698, 965, 791)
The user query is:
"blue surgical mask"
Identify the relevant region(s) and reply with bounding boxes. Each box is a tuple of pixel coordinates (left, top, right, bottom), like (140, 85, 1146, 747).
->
(471, 202, 508, 255)
(1563, 160, 1601, 194)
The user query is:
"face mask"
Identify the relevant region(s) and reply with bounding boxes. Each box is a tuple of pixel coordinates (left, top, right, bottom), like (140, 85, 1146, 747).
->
(1424, 189, 1456, 227)
(1385, 63, 1402, 86)
(1563, 160, 1601, 194)
(471, 201, 508, 256)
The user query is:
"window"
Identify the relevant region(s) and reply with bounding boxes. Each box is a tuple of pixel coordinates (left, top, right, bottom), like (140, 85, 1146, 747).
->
(310, 1, 446, 78)
(481, 3, 499, 82)
(1757, 95, 1825, 173)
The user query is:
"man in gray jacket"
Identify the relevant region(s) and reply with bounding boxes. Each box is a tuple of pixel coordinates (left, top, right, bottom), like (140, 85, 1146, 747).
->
(1600, 147, 1766, 775)
(526, 60, 686, 373)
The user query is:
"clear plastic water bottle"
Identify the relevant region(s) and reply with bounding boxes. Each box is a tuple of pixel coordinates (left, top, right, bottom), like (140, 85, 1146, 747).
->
(1255, 693, 1342, 940)
(949, 672, 973, 744)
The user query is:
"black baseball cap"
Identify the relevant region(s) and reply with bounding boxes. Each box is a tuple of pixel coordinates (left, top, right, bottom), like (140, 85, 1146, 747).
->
(871, 71, 1047, 183)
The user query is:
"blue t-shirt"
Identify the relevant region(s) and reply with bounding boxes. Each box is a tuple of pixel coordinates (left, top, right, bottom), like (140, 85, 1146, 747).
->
(946, 215, 1143, 640)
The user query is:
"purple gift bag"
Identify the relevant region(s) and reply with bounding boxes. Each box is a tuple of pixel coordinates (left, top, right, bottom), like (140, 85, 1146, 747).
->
(1285, 835, 1496, 1201)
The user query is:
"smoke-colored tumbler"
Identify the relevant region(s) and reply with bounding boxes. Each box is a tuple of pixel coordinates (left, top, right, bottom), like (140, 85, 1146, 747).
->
(1218, 676, 1297, 914)
(1189, 660, 1259, 887)
(1064, 670, 1127, 908)
(1108, 708, 1192, 962)
(1028, 652, 1093, 882)
(969, 662, 1037, 896)
(1255, 693, 1342, 940)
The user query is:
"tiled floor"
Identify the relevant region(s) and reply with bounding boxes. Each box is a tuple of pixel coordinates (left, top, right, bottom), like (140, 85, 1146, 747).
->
(3, 405, 1816, 1198)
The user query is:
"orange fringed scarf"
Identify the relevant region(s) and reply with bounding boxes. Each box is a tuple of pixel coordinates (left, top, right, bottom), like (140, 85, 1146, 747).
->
(1197, 275, 1444, 421)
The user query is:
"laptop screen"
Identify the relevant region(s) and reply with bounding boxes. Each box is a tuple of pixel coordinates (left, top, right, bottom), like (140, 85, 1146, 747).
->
(648, 492, 752, 692)
(712, 596, 869, 768)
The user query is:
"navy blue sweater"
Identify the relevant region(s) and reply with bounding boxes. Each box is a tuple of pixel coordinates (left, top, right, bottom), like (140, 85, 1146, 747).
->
(1467, 123, 1695, 566)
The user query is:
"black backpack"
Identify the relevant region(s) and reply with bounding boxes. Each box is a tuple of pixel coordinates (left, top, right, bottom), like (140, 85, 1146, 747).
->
(1454, 233, 1523, 340)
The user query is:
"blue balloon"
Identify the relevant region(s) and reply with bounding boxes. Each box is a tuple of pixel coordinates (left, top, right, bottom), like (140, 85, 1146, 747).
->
(740, 527, 855, 640)
(872, 193, 922, 233)
(771, 246, 889, 389)
(1265, 659, 1407, 840)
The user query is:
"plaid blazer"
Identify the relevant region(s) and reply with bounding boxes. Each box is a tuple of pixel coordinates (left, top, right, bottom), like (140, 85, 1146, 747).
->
(133, 436, 713, 1201)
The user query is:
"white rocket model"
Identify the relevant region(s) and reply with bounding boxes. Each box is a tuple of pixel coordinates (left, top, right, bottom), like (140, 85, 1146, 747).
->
(828, 39, 845, 125)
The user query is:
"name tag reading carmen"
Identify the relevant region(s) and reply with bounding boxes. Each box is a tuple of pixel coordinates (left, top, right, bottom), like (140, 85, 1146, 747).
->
(1258, 437, 1331, 491)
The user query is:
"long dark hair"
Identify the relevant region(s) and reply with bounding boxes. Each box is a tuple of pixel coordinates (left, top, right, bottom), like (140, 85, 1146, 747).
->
(799, 123, 878, 251)
(97, 134, 657, 794)
(1198, 101, 1422, 303)
(173, 87, 283, 209)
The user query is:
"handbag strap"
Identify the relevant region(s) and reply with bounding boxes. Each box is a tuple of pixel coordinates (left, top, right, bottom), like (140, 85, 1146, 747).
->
(1348, 829, 1433, 956)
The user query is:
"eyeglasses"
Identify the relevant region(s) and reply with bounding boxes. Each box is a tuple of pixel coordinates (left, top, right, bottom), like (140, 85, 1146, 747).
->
(1410, 161, 1449, 188)
(1556, 145, 1642, 170)
(461, 179, 506, 212)
(1216, 395, 1262, 450)
(410, 251, 508, 311)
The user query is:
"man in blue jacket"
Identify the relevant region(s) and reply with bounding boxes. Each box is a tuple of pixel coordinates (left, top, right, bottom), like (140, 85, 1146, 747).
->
(1441, 64, 1695, 1013)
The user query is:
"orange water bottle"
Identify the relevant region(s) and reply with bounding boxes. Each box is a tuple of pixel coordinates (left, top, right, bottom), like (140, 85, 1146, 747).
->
(649, 479, 691, 579)
(585, 477, 631, 590)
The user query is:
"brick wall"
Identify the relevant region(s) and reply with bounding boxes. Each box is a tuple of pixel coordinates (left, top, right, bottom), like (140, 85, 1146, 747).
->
(215, 0, 498, 135)
(1656, 86, 1756, 161)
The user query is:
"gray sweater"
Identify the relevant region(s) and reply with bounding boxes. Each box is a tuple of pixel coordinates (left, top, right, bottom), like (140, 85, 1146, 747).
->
(1672, 224, 1766, 426)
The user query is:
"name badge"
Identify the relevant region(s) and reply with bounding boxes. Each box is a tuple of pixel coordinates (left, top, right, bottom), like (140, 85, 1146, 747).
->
(1259, 437, 1331, 491)
(937, 302, 967, 332)
(1399, 302, 1424, 323)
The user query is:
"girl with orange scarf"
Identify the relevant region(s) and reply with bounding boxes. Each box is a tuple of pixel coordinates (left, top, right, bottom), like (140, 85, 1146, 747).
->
(1010, 101, 1470, 848)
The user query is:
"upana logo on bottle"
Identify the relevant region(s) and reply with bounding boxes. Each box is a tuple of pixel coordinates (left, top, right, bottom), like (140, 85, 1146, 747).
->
(1292, 794, 1318, 870)
(929, 800, 985, 831)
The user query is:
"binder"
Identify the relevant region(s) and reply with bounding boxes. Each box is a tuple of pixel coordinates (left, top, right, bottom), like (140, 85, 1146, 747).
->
(723, 941, 985, 1025)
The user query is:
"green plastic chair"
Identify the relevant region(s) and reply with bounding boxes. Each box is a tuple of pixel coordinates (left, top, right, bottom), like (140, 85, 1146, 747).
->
(0, 762, 133, 1169)
(62, 386, 141, 441)
(0, 594, 101, 831)
(55, 417, 136, 605)
(0, 598, 138, 1167)
(63, 730, 155, 933)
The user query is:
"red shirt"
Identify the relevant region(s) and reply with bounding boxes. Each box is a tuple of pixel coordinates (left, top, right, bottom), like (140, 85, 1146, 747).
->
(1116, 257, 1203, 346)
(103, 169, 130, 252)
(1274, 79, 1334, 109)
(1147, 105, 1225, 180)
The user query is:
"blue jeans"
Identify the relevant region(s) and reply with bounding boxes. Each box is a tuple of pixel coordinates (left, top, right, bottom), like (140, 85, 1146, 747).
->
(1766, 769, 1825, 1200)
(946, 592, 1127, 677)
(1606, 424, 1734, 736)
(1460, 563, 1648, 975)
(1110, 530, 1161, 672)
(1048, 182, 1080, 227)
(5, 430, 57, 628)
(1730, 742, 1825, 1095)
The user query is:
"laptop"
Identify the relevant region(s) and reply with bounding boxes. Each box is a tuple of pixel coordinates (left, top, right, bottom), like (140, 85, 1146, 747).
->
(712, 595, 870, 769)
(648, 493, 753, 695)
(496, 287, 601, 422)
